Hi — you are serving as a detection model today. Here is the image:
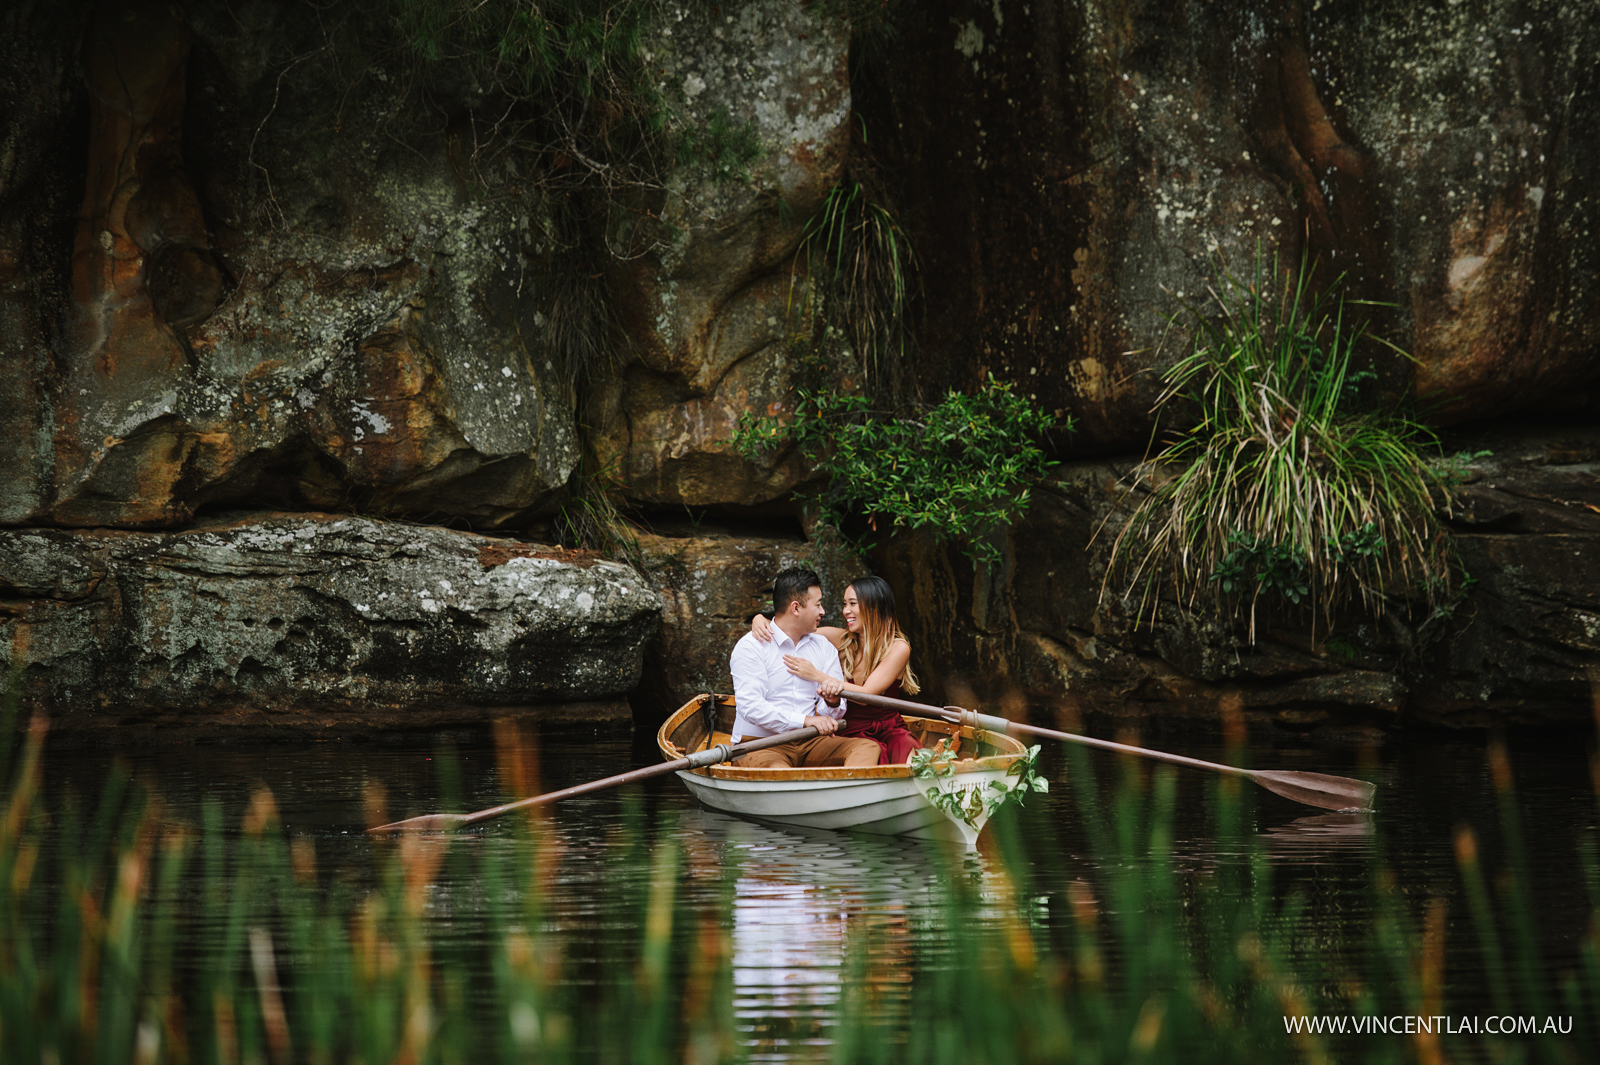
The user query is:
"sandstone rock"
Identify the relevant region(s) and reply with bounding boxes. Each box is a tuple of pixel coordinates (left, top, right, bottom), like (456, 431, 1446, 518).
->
(593, 0, 853, 506)
(1407, 429, 1600, 725)
(1323, 7, 1600, 422)
(71, 0, 224, 393)
(4, 1, 1595, 738)
(0, 0, 84, 524)
(629, 524, 868, 720)
(0, 515, 660, 734)
(3, 1, 581, 528)
(855, 0, 1600, 447)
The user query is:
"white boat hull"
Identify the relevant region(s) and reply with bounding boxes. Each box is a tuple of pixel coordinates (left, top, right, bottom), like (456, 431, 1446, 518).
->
(675, 765, 1014, 847)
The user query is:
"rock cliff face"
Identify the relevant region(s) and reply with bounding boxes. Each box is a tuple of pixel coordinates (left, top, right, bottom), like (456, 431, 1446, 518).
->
(5, 0, 586, 529)
(0, 0, 855, 732)
(1, 515, 660, 734)
(589, 1, 852, 507)
(3, 0, 1598, 733)
(1, 0, 852, 529)
(856, 0, 1600, 446)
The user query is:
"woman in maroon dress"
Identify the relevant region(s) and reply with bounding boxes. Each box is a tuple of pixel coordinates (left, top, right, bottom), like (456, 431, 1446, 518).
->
(751, 576, 921, 765)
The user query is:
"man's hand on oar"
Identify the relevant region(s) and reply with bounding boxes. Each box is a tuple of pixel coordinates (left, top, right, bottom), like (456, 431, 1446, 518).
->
(367, 725, 821, 833)
(845, 690, 1376, 813)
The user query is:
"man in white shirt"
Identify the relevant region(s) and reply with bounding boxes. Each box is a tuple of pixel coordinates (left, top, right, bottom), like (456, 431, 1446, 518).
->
(728, 567, 879, 769)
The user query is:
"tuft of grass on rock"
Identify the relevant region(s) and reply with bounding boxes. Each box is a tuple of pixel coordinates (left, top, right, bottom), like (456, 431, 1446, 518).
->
(788, 176, 918, 399)
(1106, 251, 1454, 640)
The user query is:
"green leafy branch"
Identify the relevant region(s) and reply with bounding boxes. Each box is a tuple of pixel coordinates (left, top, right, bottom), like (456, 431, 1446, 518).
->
(911, 741, 983, 826)
(909, 741, 958, 781)
(733, 376, 1065, 564)
(391, 0, 763, 221)
(987, 742, 1049, 816)
(674, 107, 763, 184)
(394, 0, 669, 187)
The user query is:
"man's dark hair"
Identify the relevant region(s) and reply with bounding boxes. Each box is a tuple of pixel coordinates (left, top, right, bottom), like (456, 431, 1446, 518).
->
(772, 567, 823, 614)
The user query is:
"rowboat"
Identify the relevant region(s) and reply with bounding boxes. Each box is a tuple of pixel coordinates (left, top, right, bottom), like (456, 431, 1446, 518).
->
(656, 693, 1033, 847)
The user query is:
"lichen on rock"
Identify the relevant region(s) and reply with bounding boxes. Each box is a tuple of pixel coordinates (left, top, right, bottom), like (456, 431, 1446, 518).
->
(594, 0, 854, 507)
(7, 0, 586, 529)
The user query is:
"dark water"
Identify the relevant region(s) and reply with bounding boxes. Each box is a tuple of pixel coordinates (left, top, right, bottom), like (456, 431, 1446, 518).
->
(31, 714, 1600, 1059)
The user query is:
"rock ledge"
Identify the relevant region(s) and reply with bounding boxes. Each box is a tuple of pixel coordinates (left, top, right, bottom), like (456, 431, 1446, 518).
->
(1, 514, 660, 734)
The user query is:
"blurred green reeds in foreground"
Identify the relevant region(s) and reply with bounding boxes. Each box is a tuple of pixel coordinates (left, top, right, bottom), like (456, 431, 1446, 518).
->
(1, 686, 1598, 1063)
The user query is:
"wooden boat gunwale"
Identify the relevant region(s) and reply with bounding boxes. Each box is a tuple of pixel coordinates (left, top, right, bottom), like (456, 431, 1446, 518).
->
(657, 693, 1028, 780)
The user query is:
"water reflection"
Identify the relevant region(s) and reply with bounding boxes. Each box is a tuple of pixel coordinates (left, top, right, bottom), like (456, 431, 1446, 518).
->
(680, 810, 933, 1061)
(1259, 811, 1375, 854)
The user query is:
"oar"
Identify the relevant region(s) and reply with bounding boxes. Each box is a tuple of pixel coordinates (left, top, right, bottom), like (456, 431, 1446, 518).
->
(367, 725, 820, 832)
(847, 690, 1376, 813)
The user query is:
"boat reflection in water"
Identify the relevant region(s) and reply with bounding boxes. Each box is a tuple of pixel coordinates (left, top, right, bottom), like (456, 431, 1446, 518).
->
(677, 808, 961, 1061)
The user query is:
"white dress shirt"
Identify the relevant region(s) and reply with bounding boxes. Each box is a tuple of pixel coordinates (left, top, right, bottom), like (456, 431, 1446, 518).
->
(728, 628, 846, 742)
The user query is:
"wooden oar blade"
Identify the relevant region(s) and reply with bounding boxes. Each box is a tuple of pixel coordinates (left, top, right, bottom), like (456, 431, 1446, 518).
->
(1250, 770, 1376, 813)
(368, 812, 473, 833)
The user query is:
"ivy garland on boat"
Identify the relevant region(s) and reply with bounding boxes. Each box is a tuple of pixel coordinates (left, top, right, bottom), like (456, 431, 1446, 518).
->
(909, 740, 1049, 827)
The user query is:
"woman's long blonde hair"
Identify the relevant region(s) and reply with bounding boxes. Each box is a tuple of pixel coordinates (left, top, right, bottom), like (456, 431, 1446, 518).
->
(837, 576, 920, 695)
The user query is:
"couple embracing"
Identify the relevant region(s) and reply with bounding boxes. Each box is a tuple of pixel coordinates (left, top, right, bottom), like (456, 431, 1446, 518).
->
(728, 566, 921, 769)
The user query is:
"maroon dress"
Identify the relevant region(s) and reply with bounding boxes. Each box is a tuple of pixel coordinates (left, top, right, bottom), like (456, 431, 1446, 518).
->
(839, 680, 920, 766)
